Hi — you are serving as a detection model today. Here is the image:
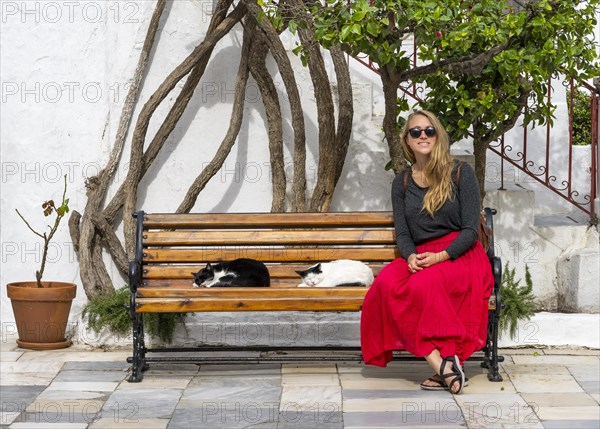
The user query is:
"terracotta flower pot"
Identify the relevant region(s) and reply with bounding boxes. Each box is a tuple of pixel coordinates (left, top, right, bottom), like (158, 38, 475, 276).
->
(6, 281, 77, 350)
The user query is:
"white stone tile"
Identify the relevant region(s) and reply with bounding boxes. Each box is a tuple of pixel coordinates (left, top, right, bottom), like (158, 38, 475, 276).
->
(343, 396, 456, 413)
(567, 363, 600, 381)
(281, 364, 337, 373)
(509, 373, 584, 393)
(0, 333, 20, 352)
(455, 393, 543, 429)
(25, 399, 104, 414)
(461, 373, 517, 394)
(36, 390, 107, 401)
(89, 418, 169, 428)
(281, 373, 339, 386)
(510, 355, 599, 366)
(280, 385, 342, 410)
(501, 364, 571, 375)
(339, 373, 420, 390)
(45, 382, 118, 392)
(116, 378, 190, 390)
(1, 361, 63, 373)
(521, 392, 599, 408)
(1, 351, 23, 362)
(543, 349, 600, 356)
(500, 348, 546, 356)
(535, 406, 600, 421)
(335, 363, 364, 373)
(1, 373, 57, 386)
(10, 423, 88, 429)
(0, 411, 21, 426)
(15, 350, 130, 363)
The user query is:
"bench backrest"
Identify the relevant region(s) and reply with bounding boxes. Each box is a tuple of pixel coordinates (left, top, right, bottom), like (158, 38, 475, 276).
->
(134, 211, 399, 289)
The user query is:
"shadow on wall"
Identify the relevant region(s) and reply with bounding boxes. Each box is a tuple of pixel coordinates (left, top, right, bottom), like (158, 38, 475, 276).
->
(330, 112, 394, 212)
(137, 41, 267, 212)
(135, 32, 393, 214)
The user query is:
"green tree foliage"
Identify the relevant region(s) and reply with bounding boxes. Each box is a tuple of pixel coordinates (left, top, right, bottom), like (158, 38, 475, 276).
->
(416, 0, 599, 143)
(568, 88, 594, 146)
(284, 0, 599, 181)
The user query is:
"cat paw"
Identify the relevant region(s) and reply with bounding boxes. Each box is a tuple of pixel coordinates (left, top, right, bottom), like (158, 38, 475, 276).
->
(297, 283, 310, 288)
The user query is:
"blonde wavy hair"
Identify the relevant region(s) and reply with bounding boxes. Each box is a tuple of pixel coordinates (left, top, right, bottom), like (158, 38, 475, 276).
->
(400, 110, 455, 217)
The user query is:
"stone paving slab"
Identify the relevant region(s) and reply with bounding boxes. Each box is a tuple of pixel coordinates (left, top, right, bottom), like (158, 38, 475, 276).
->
(1, 346, 600, 428)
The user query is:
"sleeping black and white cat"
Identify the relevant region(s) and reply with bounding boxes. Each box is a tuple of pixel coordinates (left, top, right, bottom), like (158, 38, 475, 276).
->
(295, 260, 374, 287)
(192, 258, 270, 287)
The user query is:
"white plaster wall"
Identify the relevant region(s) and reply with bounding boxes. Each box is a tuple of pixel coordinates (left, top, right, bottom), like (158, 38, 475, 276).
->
(1, 1, 598, 340)
(0, 1, 394, 331)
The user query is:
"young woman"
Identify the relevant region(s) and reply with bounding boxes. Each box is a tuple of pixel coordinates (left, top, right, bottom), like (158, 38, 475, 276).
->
(360, 110, 494, 394)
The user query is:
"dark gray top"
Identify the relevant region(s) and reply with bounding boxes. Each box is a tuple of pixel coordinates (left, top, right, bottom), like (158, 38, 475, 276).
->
(391, 160, 480, 260)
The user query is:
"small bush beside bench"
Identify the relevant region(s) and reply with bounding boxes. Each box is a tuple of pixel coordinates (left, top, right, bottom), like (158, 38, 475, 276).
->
(127, 209, 503, 382)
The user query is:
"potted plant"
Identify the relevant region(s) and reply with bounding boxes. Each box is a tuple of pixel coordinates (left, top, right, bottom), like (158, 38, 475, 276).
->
(6, 175, 77, 350)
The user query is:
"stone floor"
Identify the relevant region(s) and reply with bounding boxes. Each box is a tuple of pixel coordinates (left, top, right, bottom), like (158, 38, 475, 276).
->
(1, 340, 599, 429)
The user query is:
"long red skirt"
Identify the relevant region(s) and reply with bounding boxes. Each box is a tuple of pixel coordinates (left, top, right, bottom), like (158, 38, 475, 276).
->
(361, 231, 494, 367)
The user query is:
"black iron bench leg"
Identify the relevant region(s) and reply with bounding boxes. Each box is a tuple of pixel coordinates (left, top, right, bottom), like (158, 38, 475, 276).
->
(488, 305, 504, 382)
(128, 312, 148, 382)
(481, 303, 503, 382)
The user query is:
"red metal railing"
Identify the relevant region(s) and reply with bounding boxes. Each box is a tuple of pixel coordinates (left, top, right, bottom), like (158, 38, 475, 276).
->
(487, 79, 598, 218)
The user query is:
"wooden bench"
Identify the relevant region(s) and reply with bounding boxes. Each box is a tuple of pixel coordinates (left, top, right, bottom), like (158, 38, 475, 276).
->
(127, 209, 503, 382)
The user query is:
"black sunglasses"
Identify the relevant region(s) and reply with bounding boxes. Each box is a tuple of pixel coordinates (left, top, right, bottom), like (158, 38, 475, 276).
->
(408, 126, 436, 139)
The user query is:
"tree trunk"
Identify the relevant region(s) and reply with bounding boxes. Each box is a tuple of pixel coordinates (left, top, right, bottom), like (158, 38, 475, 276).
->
(472, 123, 488, 206)
(248, 31, 287, 212)
(380, 65, 406, 174)
(330, 45, 354, 188)
(244, 0, 307, 211)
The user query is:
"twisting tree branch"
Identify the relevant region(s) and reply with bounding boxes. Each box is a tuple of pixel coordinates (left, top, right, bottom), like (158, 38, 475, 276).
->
(69, 0, 166, 298)
(176, 15, 256, 213)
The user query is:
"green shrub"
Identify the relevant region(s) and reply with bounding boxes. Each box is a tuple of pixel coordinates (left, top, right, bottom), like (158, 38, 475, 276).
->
(499, 263, 536, 340)
(567, 88, 592, 146)
(83, 285, 183, 343)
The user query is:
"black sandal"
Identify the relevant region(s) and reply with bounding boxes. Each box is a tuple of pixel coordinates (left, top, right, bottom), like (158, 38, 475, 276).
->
(420, 374, 469, 391)
(439, 354, 465, 394)
(420, 376, 447, 391)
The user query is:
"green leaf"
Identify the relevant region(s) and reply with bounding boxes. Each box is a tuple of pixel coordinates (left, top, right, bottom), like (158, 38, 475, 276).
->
(366, 21, 379, 37)
(340, 24, 352, 41)
(288, 20, 297, 34)
(352, 9, 367, 22)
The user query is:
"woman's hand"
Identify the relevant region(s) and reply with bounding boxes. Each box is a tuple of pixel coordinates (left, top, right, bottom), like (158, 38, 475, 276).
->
(408, 251, 450, 273)
(407, 254, 422, 274)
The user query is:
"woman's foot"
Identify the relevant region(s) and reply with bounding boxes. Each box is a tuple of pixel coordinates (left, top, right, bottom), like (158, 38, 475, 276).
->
(420, 373, 469, 391)
(439, 355, 465, 394)
(420, 374, 447, 390)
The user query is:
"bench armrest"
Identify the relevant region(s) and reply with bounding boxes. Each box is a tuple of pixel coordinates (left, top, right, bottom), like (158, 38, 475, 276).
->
(129, 260, 141, 292)
(492, 256, 502, 290)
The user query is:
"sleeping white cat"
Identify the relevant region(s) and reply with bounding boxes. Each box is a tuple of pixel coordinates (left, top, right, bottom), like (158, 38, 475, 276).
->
(296, 259, 374, 287)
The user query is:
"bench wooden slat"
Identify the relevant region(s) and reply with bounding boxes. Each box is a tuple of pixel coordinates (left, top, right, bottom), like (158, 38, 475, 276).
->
(143, 212, 394, 229)
(142, 264, 388, 279)
(136, 286, 496, 310)
(137, 286, 369, 298)
(143, 247, 399, 263)
(142, 279, 370, 288)
(135, 297, 366, 312)
(143, 229, 395, 246)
